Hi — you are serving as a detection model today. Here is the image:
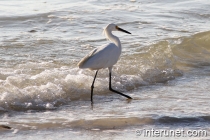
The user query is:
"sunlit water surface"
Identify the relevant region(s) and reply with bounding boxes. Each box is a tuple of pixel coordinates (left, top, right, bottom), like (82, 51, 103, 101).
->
(0, 0, 210, 139)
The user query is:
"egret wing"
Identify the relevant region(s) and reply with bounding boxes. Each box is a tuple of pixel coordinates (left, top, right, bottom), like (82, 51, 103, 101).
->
(78, 43, 120, 70)
(78, 48, 97, 68)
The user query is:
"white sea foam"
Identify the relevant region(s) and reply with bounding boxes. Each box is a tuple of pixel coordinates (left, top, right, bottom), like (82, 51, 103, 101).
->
(1, 1, 210, 140)
(2, 30, 210, 111)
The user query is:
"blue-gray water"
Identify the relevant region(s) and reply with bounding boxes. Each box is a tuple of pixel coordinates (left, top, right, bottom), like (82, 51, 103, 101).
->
(0, 0, 210, 139)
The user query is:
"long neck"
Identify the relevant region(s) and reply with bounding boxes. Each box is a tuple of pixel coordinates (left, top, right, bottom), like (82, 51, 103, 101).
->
(105, 30, 121, 49)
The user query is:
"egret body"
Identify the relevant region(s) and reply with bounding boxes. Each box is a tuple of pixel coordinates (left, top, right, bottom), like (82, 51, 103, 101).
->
(78, 23, 132, 102)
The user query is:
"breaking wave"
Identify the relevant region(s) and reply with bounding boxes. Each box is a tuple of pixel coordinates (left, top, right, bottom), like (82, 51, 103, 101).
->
(1, 31, 210, 111)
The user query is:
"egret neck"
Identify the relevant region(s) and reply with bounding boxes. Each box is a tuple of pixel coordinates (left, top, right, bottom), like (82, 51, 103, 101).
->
(105, 30, 122, 52)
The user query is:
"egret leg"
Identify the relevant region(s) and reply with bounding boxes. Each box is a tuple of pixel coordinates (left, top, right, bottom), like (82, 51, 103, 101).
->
(109, 72, 132, 99)
(91, 70, 98, 103)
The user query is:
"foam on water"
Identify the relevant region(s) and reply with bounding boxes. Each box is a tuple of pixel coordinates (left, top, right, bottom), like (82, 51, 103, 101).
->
(1, 30, 210, 111)
(1, 1, 210, 139)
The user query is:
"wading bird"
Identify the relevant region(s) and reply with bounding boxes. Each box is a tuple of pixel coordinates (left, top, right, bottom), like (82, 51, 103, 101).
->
(78, 23, 132, 102)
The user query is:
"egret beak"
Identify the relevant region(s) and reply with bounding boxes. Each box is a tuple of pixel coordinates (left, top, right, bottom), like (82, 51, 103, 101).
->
(116, 26, 131, 34)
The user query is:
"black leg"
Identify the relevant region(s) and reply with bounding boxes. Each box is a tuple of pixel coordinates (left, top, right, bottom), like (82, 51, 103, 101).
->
(91, 70, 98, 103)
(109, 72, 132, 99)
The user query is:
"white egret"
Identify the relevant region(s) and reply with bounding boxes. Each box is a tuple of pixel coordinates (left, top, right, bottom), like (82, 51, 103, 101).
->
(78, 23, 132, 102)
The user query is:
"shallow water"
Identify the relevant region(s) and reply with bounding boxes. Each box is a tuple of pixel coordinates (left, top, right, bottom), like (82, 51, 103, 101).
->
(1, 0, 210, 139)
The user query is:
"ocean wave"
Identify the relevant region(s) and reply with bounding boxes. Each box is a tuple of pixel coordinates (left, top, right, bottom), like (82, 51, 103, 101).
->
(0, 31, 210, 111)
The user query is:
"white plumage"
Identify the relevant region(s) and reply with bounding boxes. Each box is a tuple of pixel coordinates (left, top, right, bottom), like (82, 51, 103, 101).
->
(78, 43, 120, 70)
(78, 23, 132, 102)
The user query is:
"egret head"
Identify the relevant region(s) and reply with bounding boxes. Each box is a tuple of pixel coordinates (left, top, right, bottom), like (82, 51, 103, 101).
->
(103, 23, 131, 40)
(104, 23, 131, 34)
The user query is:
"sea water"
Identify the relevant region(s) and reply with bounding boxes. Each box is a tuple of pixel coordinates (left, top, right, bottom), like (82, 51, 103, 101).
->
(0, 0, 210, 139)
